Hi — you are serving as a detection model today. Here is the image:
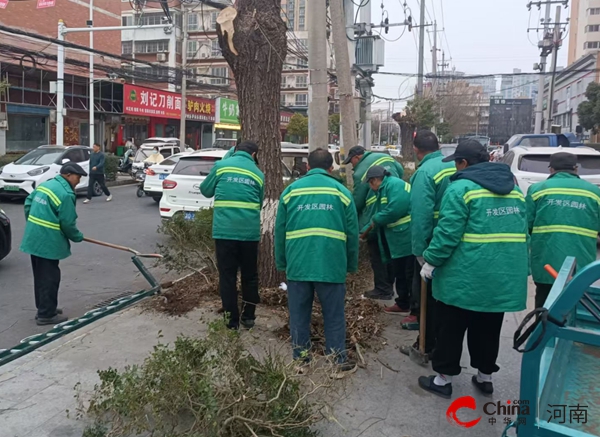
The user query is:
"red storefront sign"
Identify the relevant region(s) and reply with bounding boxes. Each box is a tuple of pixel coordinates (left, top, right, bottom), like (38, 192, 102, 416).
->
(0, 0, 8, 9)
(37, 0, 55, 8)
(123, 84, 215, 122)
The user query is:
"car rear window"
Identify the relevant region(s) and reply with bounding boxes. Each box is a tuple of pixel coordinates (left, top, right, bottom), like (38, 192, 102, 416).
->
(519, 155, 600, 175)
(173, 156, 220, 176)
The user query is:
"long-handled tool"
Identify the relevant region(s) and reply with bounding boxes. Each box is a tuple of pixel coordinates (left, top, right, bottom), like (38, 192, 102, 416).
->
(83, 237, 163, 259)
(409, 278, 429, 366)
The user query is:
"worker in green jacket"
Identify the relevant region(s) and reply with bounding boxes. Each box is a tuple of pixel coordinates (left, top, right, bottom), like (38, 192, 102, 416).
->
(400, 130, 456, 354)
(20, 163, 87, 326)
(526, 152, 600, 308)
(200, 141, 264, 330)
(417, 140, 528, 399)
(361, 165, 414, 318)
(222, 137, 241, 160)
(275, 148, 359, 376)
(343, 146, 404, 301)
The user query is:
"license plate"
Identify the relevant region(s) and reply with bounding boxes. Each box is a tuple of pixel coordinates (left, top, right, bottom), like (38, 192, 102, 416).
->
(184, 211, 195, 221)
(159, 174, 167, 180)
(4, 185, 19, 192)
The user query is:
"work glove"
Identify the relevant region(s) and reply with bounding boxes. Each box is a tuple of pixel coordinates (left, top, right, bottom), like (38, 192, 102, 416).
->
(420, 262, 435, 280)
(416, 256, 425, 267)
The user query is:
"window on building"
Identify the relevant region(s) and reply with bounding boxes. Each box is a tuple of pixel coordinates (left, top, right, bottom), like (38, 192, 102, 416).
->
(295, 75, 307, 88)
(176, 40, 182, 54)
(187, 40, 198, 59)
(211, 67, 229, 85)
(135, 13, 165, 26)
(295, 94, 307, 106)
(297, 57, 308, 68)
(590, 8, 600, 15)
(586, 25, 600, 32)
(211, 40, 221, 57)
(281, 94, 287, 106)
(209, 11, 218, 30)
(584, 41, 600, 49)
(577, 80, 583, 94)
(298, 15, 305, 30)
(134, 40, 169, 54)
(122, 15, 133, 26)
(298, 3, 305, 31)
(136, 65, 170, 80)
(187, 13, 198, 31)
(122, 41, 133, 55)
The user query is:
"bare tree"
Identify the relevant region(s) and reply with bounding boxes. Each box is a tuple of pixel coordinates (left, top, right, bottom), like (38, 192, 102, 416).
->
(217, 1, 287, 288)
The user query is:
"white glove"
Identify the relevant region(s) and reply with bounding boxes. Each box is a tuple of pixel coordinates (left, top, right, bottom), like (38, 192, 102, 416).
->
(417, 256, 425, 267)
(420, 262, 435, 280)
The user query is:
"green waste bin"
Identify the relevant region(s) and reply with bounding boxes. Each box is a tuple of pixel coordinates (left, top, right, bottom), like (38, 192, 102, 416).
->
(116, 146, 125, 157)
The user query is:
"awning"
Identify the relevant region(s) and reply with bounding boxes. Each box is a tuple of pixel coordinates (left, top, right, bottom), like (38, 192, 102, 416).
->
(214, 123, 241, 131)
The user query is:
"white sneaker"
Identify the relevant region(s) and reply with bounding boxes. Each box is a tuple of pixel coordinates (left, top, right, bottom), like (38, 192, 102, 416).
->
(106, 195, 113, 202)
(83, 199, 90, 204)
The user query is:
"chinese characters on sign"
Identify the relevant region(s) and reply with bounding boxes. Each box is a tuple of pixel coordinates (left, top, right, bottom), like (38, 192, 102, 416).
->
(297, 204, 334, 211)
(123, 84, 215, 122)
(546, 199, 587, 209)
(226, 177, 256, 186)
(486, 206, 521, 217)
(216, 97, 240, 125)
(547, 404, 588, 424)
(37, 0, 56, 8)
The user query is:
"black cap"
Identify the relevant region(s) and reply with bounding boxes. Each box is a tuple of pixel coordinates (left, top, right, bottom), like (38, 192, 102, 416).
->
(60, 162, 88, 177)
(549, 152, 577, 171)
(343, 146, 366, 165)
(365, 165, 388, 180)
(442, 139, 488, 162)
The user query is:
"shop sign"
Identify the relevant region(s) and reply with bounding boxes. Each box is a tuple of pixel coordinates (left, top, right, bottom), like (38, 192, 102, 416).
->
(216, 98, 240, 125)
(37, 0, 55, 8)
(124, 84, 181, 118)
(0, 0, 8, 9)
(186, 97, 215, 122)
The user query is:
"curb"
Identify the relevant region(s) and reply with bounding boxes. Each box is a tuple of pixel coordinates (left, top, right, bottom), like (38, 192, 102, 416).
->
(106, 178, 137, 188)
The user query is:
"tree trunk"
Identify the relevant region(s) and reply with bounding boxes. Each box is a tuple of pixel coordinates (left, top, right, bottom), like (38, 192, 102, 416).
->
(399, 122, 415, 159)
(218, 0, 287, 288)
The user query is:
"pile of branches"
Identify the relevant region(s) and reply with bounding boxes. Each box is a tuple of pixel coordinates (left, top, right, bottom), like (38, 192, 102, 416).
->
(78, 321, 328, 437)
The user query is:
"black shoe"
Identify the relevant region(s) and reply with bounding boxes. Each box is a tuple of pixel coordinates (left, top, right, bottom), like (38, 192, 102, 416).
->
(363, 290, 394, 300)
(418, 375, 452, 399)
(471, 375, 494, 395)
(36, 314, 68, 326)
(35, 308, 63, 320)
(240, 319, 255, 330)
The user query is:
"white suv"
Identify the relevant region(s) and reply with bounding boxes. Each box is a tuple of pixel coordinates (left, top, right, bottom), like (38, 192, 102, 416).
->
(159, 149, 292, 219)
(501, 146, 600, 195)
(0, 145, 99, 198)
(143, 152, 191, 202)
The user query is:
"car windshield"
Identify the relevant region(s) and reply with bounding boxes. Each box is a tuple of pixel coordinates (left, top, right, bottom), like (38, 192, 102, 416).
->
(135, 149, 154, 162)
(213, 139, 237, 150)
(519, 155, 600, 175)
(159, 156, 181, 166)
(15, 148, 65, 165)
(174, 156, 220, 176)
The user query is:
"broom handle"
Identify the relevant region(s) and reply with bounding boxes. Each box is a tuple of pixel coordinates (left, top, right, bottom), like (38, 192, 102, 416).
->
(83, 237, 138, 255)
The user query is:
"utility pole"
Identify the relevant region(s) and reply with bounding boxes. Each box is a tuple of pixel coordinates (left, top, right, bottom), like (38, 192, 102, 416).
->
(89, 0, 95, 148)
(331, 0, 357, 185)
(307, 0, 328, 151)
(546, 6, 562, 129)
(180, 7, 188, 148)
(57, 20, 65, 146)
(416, 0, 426, 96)
(360, 0, 372, 150)
(430, 21, 438, 97)
(533, 1, 552, 133)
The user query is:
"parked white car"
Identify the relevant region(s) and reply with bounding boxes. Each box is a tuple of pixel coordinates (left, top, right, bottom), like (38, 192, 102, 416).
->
(143, 152, 191, 202)
(500, 146, 600, 195)
(159, 149, 292, 219)
(0, 145, 100, 198)
(132, 143, 184, 175)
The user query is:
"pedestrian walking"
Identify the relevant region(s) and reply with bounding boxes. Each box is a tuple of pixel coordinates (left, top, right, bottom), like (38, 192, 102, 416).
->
(20, 163, 88, 325)
(275, 148, 359, 376)
(526, 152, 600, 308)
(361, 166, 414, 316)
(417, 140, 528, 398)
(400, 130, 456, 354)
(200, 141, 264, 330)
(84, 143, 112, 204)
(343, 146, 404, 301)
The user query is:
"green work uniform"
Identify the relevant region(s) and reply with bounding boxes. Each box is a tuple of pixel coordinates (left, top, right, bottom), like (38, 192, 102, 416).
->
(363, 176, 412, 263)
(424, 162, 529, 313)
(200, 151, 264, 241)
(352, 151, 404, 232)
(410, 150, 456, 257)
(20, 176, 84, 260)
(275, 168, 359, 283)
(526, 172, 600, 284)
(223, 146, 236, 159)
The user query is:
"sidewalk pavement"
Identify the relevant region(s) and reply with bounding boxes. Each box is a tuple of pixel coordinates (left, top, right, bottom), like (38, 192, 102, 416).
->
(106, 174, 136, 188)
(0, 288, 535, 437)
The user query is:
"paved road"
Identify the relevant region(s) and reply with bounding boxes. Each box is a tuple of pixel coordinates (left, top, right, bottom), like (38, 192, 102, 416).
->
(0, 185, 171, 349)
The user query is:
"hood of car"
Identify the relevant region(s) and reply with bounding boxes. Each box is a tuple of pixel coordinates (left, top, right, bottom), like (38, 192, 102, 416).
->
(1, 163, 47, 178)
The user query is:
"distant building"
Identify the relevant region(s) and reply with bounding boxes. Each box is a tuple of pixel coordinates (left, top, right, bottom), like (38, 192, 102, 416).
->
(488, 98, 534, 144)
(568, 0, 600, 65)
(501, 69, 537, 100)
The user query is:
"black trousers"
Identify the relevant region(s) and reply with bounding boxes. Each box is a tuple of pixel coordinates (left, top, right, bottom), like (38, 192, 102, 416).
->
(367, 237, 393, 295)
(215, 239, 260, 328)
(86, 174, 111, 199)
(413, 258, 439, 353)
(433, 300, 504, 376)
(31, 255, 61, 319)
(392, 255, 416, 311)
(535, 282, 553, 309)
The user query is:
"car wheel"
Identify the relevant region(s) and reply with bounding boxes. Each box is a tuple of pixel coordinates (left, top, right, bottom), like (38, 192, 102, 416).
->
(153, 196, 161, 203)
(137, 188, 144, 198)
(93, 180, 103, 197)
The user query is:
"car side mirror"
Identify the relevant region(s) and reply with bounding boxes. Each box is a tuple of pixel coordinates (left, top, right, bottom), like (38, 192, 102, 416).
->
(61, 158, 69, 164)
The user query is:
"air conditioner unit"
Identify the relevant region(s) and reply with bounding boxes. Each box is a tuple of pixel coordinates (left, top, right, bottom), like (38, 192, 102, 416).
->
(286, 84, 293, 88)
(156, 53, 167, 62)
(198, 78, 205, 84)
(201, 53, 209, 58)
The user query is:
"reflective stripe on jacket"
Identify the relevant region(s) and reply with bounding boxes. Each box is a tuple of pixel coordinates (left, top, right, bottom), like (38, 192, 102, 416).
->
(424, 179, 529, 313)
(200, 151, 264, 241)
(526, 172, 600, 284)
(20, 176, 84, 260)
(275, 168, 359, 283)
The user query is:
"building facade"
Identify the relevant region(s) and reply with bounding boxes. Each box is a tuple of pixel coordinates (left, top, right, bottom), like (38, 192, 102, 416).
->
(500, 69, 537, 100)
(568, 0, 600, 65)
